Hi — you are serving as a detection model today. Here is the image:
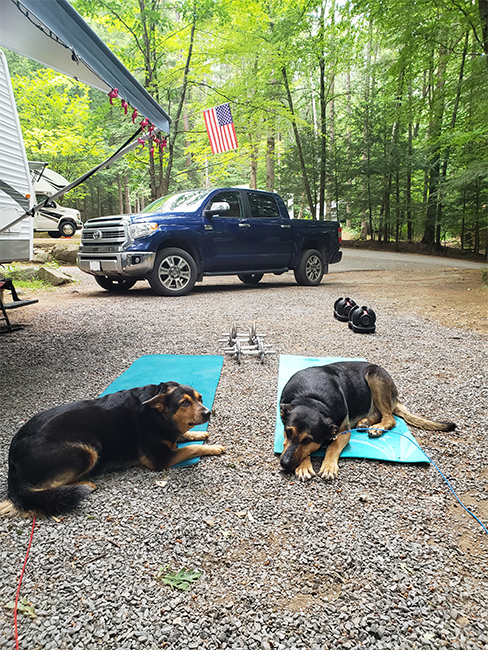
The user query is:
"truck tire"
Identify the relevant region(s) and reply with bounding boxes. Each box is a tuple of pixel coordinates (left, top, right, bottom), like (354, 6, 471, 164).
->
(294, 249, 325, 286)
(237, 273, 264, 284)
(148, 247, 197, 296)
(94, 276, 137, 292)
(60, 221, 77, 237)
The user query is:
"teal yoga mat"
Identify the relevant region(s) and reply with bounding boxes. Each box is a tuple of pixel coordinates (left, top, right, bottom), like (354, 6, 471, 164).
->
(100, 354, 224, 467)
(274, 355, 428, 464)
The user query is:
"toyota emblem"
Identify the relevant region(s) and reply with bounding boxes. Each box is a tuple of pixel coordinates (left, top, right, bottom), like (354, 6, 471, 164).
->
(93, 229, 102, 240)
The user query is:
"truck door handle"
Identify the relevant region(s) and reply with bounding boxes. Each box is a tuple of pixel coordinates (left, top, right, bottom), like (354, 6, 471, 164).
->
(239, 222, 250, 228)
(281, 224, 291, 229)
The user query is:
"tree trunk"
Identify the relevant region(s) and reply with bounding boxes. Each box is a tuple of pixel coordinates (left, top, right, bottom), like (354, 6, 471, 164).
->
(124, 174, 131, 214)
(266, 135, 275, 192)
(326, 74, 335, 219)
(326, 0, 336, 220)
(406, 120, 413, 242)
(162, 15, 196, 195)
(117, 173, 123, 214)
(362, 21, 373, 238)
(436, 32, 469, 243)
(318, 57, 326, 219)
(183, 96, 198, 185)
(149, 148, 157, 202)
(318, 1, 327, 220)
(395, 170, 401, 248)
(250, 143, 258, 189)
(479, 0, 488, 69)
(346, 69, 355, 232)
(422, 45, 448, 246)
(461, 191, 466, 251)
(282, 65, 315, 218)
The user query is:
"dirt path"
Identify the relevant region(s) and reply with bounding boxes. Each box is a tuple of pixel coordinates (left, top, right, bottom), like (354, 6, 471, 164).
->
(329, 266, 487, 334)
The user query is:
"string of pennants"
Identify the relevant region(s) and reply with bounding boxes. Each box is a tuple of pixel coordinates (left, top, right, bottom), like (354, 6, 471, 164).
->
(108, 89, 237, 156)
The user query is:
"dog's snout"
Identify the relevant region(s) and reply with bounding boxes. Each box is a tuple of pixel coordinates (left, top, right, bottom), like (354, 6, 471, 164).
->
(201, 407, 211, 422)
(280, 458, 293, 472)
(280, 449, 295, 472)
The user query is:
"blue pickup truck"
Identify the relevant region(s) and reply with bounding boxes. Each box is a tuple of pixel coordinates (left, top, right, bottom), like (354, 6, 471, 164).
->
(77, 187, 342, 296)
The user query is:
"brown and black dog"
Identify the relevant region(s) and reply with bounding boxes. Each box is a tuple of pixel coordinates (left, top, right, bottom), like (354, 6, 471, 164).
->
(0, 382, 224, 517)
(279, 361, 456, 481)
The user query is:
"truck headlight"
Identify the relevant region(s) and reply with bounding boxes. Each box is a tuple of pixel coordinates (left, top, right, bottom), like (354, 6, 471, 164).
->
(129, 222, 158, 239)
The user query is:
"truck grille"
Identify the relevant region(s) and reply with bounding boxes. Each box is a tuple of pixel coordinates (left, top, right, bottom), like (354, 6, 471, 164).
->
(81, 216, 127, 247)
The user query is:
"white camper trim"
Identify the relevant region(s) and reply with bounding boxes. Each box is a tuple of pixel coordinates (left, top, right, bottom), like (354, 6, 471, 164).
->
(0, 49, 34, 262)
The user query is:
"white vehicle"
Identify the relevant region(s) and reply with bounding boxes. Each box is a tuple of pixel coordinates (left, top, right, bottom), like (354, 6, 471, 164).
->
(29, 163, 82, 238)
(0, 0, 170, 264)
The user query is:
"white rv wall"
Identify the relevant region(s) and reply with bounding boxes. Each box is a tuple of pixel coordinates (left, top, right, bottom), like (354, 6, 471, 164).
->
(0, 49, 34, 263)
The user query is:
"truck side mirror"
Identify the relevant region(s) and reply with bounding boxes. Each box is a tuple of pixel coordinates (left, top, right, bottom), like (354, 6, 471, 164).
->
(204, 201, 230, 218)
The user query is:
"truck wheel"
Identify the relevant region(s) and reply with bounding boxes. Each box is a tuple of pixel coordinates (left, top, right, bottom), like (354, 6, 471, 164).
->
(94, 276, 137, 292)
(237, 273, 264, 284)
(294, 249, 325, 286)
(148, 247, 197, 296)
(60, 221, 77, 237)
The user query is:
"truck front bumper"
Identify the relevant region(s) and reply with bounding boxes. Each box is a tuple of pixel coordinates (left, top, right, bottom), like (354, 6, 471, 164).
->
(77, 251, 156, 277)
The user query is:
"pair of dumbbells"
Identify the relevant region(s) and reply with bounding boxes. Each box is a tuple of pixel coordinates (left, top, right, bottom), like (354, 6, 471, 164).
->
(333, 297, 376, 334)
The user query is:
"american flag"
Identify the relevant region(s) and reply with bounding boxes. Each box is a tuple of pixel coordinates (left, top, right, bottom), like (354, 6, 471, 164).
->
(203, 103, 238, 154)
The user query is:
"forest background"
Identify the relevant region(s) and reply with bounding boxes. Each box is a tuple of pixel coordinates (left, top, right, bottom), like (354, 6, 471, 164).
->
(3, 0, 488, 255)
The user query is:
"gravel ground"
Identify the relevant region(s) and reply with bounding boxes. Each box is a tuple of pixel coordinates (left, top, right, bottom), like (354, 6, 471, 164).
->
(1, 268, 487, 650)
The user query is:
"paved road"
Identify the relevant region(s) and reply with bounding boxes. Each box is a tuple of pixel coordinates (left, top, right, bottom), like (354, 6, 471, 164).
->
(332, 247, 487, 273)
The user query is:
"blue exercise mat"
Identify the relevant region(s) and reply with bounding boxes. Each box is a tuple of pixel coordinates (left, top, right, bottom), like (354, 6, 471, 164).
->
(274, 355, 429, 464)
(100, 354, 224, 467)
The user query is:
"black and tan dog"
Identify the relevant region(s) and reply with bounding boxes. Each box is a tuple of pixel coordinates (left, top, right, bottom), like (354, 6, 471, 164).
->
(0, 382, 224, 517)
(279, 361, 456, 481)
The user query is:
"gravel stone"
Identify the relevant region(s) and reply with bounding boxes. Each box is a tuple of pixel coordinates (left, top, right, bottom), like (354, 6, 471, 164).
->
(1, 268, 487, 649)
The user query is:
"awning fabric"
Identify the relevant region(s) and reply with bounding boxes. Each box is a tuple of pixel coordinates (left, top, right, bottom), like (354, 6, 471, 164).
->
(0, 0, 171, 132)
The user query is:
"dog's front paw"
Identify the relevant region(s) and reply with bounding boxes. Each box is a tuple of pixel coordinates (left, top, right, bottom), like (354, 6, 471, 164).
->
(318, 461, 339, 480)
(368, 426, 385, 438)
(187, 431, 210, 441)
(207, 445, 225, 456)
(357, 418, 371, 429)
(295, 467, 315, 481)
(295, 461, 315, 481)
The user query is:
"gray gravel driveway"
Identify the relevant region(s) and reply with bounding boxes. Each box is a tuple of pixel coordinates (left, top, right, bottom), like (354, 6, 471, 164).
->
(1, 268, 487, 650)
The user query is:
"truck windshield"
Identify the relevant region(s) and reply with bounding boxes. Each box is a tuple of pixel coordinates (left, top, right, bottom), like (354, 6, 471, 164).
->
(141, 189, 210, 214)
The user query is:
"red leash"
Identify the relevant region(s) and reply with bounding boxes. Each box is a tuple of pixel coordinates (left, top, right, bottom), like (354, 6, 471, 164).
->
(14, 518, 36, 650)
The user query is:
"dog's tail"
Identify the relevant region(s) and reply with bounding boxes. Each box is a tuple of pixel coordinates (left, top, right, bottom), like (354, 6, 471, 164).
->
(393, 403, 456, 432)
(0, 483, 96, 518)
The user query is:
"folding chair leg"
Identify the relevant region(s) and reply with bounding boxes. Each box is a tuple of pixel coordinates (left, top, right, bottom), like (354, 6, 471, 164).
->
(0, 300, 13, 333)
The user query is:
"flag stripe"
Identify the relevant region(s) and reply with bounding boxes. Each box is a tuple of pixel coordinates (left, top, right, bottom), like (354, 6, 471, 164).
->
(207, 108, 220, 153)
(203, 103, 238, 154)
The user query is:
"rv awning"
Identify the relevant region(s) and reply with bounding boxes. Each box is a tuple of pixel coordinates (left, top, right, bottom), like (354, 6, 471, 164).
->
(0, 0, 170, 133)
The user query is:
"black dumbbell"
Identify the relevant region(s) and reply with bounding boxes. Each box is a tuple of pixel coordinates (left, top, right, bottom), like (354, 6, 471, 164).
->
(333, 297, 357, 322)
(348, 305, 376, 334)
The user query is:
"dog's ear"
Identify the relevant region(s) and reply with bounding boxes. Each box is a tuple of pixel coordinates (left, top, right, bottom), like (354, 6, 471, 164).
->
(322, 419, 340, 440)
(156, 382, 173, 394)
(280, 403, 292, 422)
(142, 393, 167, 412)
(330, 424, 340, 440)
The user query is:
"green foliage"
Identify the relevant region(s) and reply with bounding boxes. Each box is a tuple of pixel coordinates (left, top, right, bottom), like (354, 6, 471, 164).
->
(6, 0, 487, 249)
(5, 598, 36, 619)
(157, 566, 203, 591)
(1, 263, 66, 291)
